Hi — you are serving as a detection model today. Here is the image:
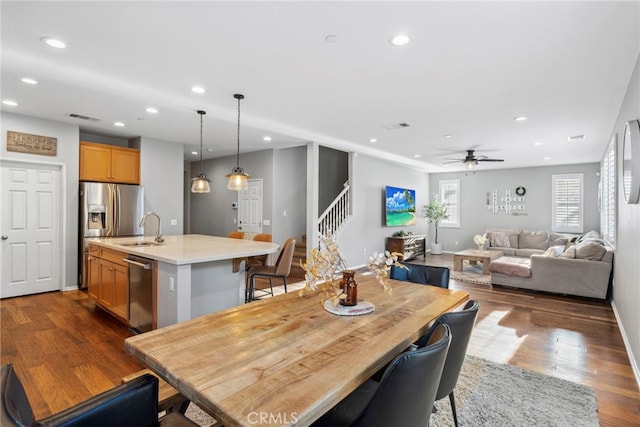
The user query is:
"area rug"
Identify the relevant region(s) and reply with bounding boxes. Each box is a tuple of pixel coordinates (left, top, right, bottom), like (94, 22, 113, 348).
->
(450, 262, 492, 286)
(183, 355, 599, 426)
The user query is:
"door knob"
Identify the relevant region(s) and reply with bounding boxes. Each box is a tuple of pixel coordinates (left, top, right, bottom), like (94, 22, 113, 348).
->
(1, 235, 7, 240)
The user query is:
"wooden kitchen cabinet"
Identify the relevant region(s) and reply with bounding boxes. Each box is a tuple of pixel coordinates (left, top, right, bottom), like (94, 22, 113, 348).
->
(89, 244, 129, 323)
(79, 141, 140, 184)
(87, 248, 100, 300)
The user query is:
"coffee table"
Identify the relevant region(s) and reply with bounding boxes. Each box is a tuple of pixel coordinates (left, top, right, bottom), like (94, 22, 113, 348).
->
(453, 249, 504, 275)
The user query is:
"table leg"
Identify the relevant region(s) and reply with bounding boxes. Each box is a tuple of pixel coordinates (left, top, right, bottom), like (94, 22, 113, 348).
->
(453, 255, 463, 272)
(482, 259, 491, 275)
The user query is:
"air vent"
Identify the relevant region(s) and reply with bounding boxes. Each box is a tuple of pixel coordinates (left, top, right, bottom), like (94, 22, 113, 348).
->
(383, 123, 410, 130)
(568, 134, 586, 142)
(67, 113, 100, 122)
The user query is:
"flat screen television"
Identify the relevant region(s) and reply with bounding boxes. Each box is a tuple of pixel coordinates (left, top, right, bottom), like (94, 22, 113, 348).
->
(385, 186, 416, 226)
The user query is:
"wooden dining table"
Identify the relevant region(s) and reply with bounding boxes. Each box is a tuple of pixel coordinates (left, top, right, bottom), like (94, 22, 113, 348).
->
(124, 274, 469, 427)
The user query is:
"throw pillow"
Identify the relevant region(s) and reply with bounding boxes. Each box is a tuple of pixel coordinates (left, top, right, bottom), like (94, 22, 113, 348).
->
(574, 241, 607, 261)
(543, 246, 564, 257)
(559, 246, 576, 259)
(519, 230, 549, 250)
(549, 232, 570, 247)
(489, 231, 511, 248)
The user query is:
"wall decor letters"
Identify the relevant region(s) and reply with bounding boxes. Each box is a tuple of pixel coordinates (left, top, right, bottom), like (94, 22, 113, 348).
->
(6, 130, 57, 156)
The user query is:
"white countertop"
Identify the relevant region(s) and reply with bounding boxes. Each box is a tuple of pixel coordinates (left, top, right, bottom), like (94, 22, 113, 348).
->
(88, 234, 280, 265)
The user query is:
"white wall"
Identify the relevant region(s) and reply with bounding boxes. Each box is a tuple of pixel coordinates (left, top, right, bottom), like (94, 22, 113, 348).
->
(139, 136, 185, 236)
(273, 146, 307, 245)
(1, 112, 80, 288)
(610, 53, 640, 380)
(429, 163, 601, 251)
(337, 153, 429, 268)
(190, 149, 276, 239)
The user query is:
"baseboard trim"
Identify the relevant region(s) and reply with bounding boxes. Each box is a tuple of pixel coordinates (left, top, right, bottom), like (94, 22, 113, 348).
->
(611, 300, 640, 390)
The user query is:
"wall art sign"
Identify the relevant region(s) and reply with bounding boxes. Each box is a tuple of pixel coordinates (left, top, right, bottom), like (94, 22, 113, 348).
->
(6, 131, 57, 156)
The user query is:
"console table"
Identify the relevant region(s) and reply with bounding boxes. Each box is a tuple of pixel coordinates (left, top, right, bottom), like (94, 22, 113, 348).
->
(385, 234, 426, 261)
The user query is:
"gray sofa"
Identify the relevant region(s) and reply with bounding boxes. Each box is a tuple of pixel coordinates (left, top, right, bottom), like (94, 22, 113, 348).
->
(488, 231, 613, 300)
(483, 229, 574, 257)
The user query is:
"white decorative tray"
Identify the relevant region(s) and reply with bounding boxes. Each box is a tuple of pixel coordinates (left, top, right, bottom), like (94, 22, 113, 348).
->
(323, 300, 375, 316)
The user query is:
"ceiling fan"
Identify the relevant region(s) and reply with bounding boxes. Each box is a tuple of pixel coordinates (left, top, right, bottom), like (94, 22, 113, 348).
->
(443, 149, 504, 171)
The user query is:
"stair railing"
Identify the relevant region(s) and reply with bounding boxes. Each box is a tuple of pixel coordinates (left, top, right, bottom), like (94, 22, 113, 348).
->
(318, 182, 351, 240)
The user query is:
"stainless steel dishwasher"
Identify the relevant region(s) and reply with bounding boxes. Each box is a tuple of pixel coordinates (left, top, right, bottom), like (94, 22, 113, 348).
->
(123, 255, 153, 333)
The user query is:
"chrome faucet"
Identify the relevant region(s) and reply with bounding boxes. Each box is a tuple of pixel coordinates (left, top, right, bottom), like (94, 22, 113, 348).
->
(139, 212, 164, 243)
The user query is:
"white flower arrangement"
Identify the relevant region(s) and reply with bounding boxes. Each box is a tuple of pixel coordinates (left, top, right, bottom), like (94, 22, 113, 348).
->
(366, 250, 407, 296)
(473, 233, 487, 251)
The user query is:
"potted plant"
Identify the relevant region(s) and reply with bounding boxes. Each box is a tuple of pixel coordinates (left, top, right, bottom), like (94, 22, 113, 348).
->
(423, 194, 449, 255)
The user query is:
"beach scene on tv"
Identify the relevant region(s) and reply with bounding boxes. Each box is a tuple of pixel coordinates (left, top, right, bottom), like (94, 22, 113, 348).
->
(385, 186, 416, 226)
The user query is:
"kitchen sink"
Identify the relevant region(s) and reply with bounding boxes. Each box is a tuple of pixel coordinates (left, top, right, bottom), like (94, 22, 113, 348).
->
(121, 241, 163, 247)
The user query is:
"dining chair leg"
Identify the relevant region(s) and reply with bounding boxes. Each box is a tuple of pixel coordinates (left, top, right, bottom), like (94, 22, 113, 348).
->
(283, 276, 288, 293)
(449, 391, 459, 427)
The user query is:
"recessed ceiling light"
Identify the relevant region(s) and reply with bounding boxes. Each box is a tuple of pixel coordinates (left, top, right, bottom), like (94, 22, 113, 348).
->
(389, 34, 410, 46)
(513, 116, 527, 121)
(263, 136, 272, 142)
(191, 86, 205, 94)
(191, 151, 198, 155)
(113, 121, 125, 127)
(369, 138, 377, 143)
(41, 37, 66, 49)
(145, 107, 158, 114)
(21, 77, 38, 85)
(2, 100, 18, 106)
(444, 134, 452, 139)
(568, 134, 586, 142)
(534, 141, 543, 146)
(544, 156, 551, 160)
(413, 154, 421, 158)
(207, 148, 214, 152)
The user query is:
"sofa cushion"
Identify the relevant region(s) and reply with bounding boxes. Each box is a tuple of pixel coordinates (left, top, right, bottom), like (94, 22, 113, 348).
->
(519, 231, 548, 250)
(489, 257, 531, 278)
(574, 241, 607, 261)
(488, 232, 511, 248)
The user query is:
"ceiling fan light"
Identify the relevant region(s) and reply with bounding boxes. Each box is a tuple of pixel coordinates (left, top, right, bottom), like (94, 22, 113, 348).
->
(465, 160, 476, 170)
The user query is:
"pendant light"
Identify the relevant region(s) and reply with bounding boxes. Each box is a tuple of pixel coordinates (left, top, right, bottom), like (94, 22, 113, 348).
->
(191, 110, 211, 193)
(226, 93, 250, 191)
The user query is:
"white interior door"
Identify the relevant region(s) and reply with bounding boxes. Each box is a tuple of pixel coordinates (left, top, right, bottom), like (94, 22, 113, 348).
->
(1, 161, 61, 298)
(238, 179, 263, 239)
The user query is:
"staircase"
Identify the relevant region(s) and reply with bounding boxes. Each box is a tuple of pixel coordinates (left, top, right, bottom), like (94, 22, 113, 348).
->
(288, 235, 307, 281)
(288, 182, 352, 282)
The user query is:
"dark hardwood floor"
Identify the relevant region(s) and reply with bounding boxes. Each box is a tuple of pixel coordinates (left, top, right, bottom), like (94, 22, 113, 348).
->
(1, 253, 639, 425)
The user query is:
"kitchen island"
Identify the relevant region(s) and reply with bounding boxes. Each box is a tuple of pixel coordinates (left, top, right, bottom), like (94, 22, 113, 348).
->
(87, 234, 280, 328)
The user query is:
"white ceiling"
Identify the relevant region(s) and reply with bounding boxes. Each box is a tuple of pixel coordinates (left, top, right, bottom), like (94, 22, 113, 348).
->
(2, 1, 639, 172)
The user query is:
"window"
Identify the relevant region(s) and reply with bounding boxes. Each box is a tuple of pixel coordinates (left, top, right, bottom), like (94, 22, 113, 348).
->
(439, 179, 460, 228)
(551, 173, 583, 233)
(600, 135, 616, 245)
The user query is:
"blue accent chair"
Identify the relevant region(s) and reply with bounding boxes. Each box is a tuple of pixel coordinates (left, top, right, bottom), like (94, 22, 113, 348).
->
(390, 263, 450, 288)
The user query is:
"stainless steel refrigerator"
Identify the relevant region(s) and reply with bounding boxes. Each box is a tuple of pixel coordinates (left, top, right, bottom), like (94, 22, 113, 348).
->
(79, 182, 144, 288)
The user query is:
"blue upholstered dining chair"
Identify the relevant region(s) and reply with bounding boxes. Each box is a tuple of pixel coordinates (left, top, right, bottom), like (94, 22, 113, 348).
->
(311, 324, 451, 427)
(415, 299, 480, 427)
(390, 263, 450, 288)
